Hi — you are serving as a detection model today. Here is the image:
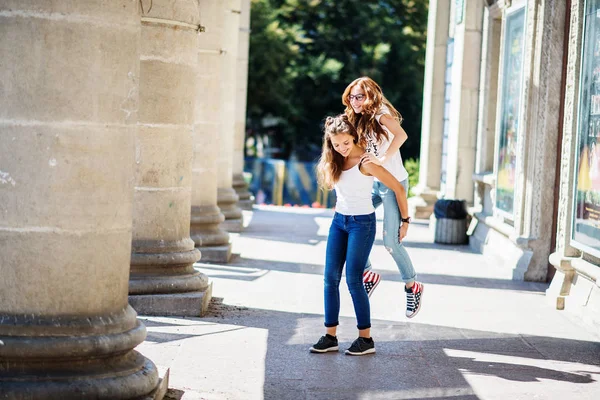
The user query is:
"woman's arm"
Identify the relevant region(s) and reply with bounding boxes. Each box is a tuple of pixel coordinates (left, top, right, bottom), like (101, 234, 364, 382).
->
(359, 160, 410, 241)
(378, 114, 408, 164)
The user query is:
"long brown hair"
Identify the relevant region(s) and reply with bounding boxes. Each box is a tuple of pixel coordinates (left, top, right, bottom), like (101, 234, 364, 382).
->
(316, 114, 360, 190)
(342, 76, 403, 148)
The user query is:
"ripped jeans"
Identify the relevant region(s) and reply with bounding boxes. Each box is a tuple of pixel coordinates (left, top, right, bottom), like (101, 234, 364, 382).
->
(364, 179, 416, 284)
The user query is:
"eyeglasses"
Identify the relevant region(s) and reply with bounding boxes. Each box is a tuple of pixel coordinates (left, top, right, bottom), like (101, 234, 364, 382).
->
(347, 94, 365, 102)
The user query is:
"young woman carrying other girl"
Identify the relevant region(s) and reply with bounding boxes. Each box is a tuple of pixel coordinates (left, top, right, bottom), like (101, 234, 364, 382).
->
(310, 114, 409, 356)
(342, 76, 424, 318)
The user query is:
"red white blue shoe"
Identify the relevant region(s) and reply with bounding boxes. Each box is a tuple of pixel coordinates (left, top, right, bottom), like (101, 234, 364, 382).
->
(405, 281, 424, 318)
(363, 270, 381, 298)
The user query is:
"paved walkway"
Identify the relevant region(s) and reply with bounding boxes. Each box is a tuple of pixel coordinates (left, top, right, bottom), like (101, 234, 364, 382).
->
(137, 206, 600, 400)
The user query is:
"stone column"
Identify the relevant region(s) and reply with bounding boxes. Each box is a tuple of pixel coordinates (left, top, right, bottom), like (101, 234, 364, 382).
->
(411, 0, 451, 218)
(218, 0, 244, 232)
(548, 0, 590, 305)
(0, 1, 161, 398)
(444, 0, 484, 202)
(191, 0, 232, 263)
(232, 0, 254, 210)
(472, 4, 502, 214)
(509, 0, 566, 281)
(129, 0, 212, 317)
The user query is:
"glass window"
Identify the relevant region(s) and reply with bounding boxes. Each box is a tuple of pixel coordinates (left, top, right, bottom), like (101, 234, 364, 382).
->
(572, 0, 600, 258)
(495, 7, 526, 216)
(440, 38, 454, 194)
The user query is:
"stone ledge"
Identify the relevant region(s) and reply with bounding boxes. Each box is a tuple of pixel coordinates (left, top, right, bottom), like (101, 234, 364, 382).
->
(472, 171, 495, 186)
(197, 244, 232, 263)
(547, 252, 600, 335)
(469, 214, 533, 280)
(472, 211, 513, 237)
(130, 283, 213, 317)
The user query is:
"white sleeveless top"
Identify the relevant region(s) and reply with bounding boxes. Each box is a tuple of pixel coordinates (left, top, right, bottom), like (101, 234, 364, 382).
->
(364, 105, 409, 182)
(334, 163, 375, 215)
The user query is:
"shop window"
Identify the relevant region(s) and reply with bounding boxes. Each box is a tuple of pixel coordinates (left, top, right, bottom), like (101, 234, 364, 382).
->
(572, 0, 600, 258)
(495, 6, 526, 217)
(440, 38, 454, 195)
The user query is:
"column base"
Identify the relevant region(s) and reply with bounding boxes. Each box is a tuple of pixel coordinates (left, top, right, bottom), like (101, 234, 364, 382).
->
(197, 244, 232, 263)
(237, 198, 255, 210)
(190, 204, 229, 248)
(130, 243, 205, 295)
(0, 354, 160, 400)
(129, 282, 213, 317)
(0, 308, 160, 400)
(221, 218, 244, 233)
(233, 173, 255, 210)
(218, 187, 244, 233)
(147, 366, 170, 400)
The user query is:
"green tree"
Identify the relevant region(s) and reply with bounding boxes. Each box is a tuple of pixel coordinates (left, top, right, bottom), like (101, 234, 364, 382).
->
(248, 0, 428, 161)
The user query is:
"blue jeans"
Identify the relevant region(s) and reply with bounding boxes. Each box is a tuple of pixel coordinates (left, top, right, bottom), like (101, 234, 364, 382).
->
(365, 179, 416, 283)
(324, 212, 375, 330)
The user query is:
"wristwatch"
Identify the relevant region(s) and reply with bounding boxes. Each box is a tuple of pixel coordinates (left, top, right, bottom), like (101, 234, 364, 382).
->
(401, 216, 411, 223)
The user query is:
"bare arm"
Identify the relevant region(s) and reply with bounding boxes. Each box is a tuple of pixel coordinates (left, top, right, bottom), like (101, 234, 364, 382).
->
(359, 160, 410, 241)
(379, 114, 408, 164)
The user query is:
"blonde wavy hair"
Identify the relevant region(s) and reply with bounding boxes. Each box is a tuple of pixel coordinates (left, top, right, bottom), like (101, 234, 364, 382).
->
(342, 76, 403, 149)
(316, 114, 360, 190)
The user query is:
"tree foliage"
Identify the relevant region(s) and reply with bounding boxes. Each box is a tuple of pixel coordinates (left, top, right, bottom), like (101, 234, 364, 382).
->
(247, 0, 428, 161)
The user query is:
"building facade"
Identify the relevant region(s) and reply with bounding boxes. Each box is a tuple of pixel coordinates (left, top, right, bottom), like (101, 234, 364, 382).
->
(417, 0, 600, 328)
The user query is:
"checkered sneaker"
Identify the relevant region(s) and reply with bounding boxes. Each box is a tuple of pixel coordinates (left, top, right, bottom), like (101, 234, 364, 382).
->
(363, 270, 381, 298)
(405, 281, 424, 318)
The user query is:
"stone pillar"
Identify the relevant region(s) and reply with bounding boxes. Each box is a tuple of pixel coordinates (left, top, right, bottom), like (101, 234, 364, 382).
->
(129, 0, 212, 317)
(0, 2, 161, 398)
(510, 0, 566, 281)
(217, 0, 244, 232)
(191, 0, 232, 263)
(548, 0, 598, 316)
(472, 4, 502, 215)
(411, 0, 451, 219)
(472, 0, 569, 282)
(444, 0, 484, 202)
(233, 0, 254, 210)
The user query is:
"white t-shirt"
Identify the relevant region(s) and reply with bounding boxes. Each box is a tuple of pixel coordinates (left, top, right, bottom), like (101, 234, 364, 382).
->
(364, 105, 409, 182)
(334, 163, 375, 215)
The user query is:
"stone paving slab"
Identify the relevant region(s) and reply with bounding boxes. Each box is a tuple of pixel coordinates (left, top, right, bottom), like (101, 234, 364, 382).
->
(137, 206, 600, 400)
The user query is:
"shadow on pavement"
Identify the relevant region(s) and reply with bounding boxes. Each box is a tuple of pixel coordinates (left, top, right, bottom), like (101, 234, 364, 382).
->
(140, 303, 600, 400)
(196, 256, 546, 293)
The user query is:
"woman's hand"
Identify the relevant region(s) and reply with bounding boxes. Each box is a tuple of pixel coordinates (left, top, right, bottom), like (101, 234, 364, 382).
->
(360, 152, 383, 166)
(399, 222, 409, 242)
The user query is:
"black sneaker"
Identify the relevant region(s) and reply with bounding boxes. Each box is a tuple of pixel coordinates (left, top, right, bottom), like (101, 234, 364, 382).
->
(309, 335, 339, 353)
(363, 270, 381, 298)
(344, 337, 376, 356)
(405, 281, 424, 318)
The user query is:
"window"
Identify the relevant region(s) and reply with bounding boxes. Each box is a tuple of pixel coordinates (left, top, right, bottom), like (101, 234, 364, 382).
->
(495, 7, 526, 216)
(572, 0, 600, 258)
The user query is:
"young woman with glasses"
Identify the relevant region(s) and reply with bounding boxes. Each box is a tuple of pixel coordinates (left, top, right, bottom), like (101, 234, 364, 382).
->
(310, 114, 410, 356)
(342, 76, 424, 319)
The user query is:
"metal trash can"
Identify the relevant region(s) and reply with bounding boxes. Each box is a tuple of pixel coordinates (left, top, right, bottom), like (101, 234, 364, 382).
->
(431, 199, 468, 244)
